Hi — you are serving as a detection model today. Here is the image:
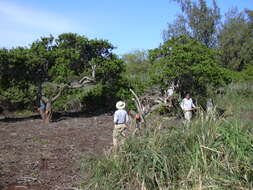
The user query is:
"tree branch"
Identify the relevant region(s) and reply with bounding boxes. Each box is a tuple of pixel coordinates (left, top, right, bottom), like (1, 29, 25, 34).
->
(41, 75, 95, 103)
(67, 76, 95, 89)
(41, 96, 49, 103)
(51, 75, 95, 101)
(130, 89, 145, 123)
(91, 64, 96, 79)
(52, 86, 65, 102)
(79, 76, 95, 84)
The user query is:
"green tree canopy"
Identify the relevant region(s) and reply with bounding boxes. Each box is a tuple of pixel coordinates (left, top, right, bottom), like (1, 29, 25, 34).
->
(149, 36, 231, 96)
(218, 8, 253, 71)
(122, 50, 150, 79)
(164, 0, 220, 47)
(0, 33, 125, 111)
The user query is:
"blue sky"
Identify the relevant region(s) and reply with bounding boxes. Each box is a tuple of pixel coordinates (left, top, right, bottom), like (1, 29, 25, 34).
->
(0, 0, 253, 55)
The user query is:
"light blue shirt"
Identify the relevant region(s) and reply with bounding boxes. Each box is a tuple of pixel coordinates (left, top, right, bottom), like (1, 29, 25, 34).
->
(114, 109, 129, 124)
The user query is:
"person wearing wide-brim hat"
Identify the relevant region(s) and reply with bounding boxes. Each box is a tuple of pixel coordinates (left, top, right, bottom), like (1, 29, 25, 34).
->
(113, 101, 129, 150)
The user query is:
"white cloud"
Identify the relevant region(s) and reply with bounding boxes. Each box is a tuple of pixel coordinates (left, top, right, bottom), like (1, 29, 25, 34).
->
(0, 1, 78, 32)
(0, 1, 87, 48)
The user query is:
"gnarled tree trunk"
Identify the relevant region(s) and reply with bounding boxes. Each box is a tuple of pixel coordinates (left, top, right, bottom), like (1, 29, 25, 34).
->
(39, 76, 95, 123)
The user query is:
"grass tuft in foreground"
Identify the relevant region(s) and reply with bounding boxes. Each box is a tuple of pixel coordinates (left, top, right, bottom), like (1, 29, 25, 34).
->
(81, 83, 253, 190)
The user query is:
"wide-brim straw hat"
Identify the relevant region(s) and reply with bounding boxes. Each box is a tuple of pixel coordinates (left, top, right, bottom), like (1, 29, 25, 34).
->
(116, 101, 126, 109)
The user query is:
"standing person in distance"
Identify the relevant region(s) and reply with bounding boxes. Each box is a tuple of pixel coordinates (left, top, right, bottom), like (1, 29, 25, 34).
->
(113, 101, 129, 150)
(180, 93, 199, 124)
(165, 86, 174, 107)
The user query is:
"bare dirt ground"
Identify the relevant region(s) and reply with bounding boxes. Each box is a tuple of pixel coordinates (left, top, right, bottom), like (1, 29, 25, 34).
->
(0, 113, 114, 190)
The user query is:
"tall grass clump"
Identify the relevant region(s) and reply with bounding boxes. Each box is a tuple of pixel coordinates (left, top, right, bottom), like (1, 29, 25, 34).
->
(81, 82, 253, 190)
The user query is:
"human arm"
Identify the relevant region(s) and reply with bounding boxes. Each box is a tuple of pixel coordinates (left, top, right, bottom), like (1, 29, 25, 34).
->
(125, 111, 129, 123)
(191, 99, 196, 108)
(113, 112, 118, 124)
(180, 99, 184, 110)
(191, 99, 200, 110)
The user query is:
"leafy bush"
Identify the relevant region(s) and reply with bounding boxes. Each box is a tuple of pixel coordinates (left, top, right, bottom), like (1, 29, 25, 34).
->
(0, 33, 126, 113)
(149, 36, 232, 97)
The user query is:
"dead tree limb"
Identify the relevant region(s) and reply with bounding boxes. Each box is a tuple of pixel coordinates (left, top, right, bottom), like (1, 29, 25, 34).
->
(79, 76, 95, 85)
(68, 76, 95, 89)
(130, 89, 146, 125)
(130, 85, 178, 120)
(88, 58, 97, 79)
(90, 64, 96, 79)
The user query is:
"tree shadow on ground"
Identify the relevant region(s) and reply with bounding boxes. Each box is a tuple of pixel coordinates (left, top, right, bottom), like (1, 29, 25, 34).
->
(0, 109, 113, 124)
(53, 109, 113, 122)
(0, 114, 41, 123)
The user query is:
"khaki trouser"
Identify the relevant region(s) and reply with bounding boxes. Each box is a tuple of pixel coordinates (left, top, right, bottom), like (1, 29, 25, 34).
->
(184, 111, 192, 125)
(113, 124, 127, 148)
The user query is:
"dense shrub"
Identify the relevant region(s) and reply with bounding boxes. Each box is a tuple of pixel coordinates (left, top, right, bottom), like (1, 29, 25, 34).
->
(0, 33, 126, 112)
(149, 36, 232, 97)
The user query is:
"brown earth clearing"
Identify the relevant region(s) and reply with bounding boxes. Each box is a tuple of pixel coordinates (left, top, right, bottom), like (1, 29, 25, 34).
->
(0, 113, 114, 190)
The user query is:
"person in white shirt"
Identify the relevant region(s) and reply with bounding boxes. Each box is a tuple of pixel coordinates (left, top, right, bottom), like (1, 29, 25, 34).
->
(180, 93, 199, 123)
(167, 87, 174, 97)
(165, 86, 174, 107)
(113, 101, 129, 149)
